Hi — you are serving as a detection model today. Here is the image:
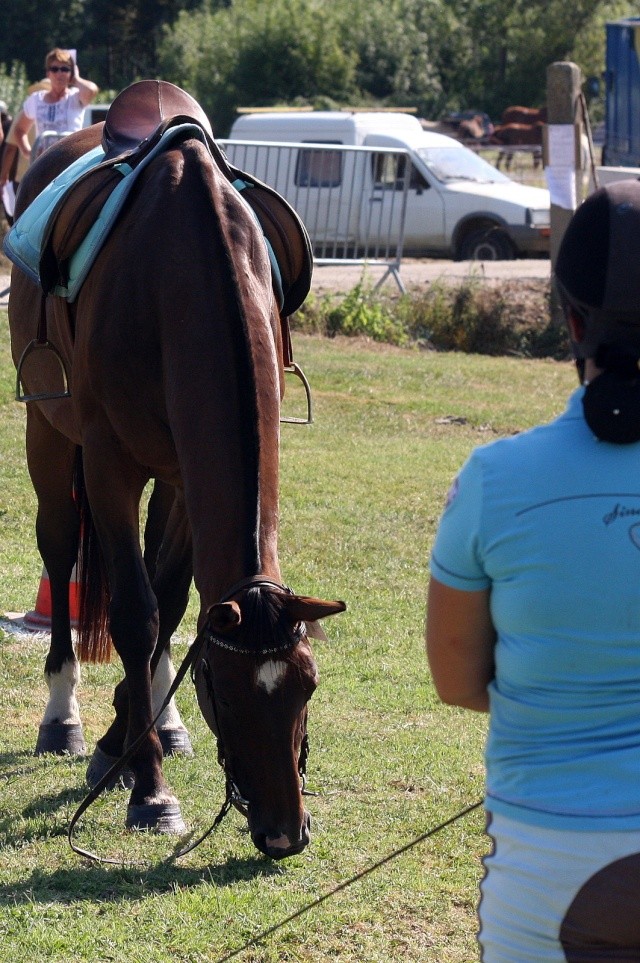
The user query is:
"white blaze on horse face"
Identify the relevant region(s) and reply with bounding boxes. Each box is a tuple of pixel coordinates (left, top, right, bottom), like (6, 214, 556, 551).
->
(255, 659, 288, 694)
(43, 658, 81, 725)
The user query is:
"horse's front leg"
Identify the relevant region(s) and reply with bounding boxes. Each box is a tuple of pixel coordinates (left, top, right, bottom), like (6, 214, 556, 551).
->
(84, 455, 185, 834)
(25, 405, 85, 756)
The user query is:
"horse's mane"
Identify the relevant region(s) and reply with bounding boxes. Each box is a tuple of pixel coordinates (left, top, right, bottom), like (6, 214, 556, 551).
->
(238, 586, 300, 656)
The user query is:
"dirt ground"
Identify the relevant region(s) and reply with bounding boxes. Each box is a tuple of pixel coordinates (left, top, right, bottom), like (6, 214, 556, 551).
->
(310, 256, 550, 295)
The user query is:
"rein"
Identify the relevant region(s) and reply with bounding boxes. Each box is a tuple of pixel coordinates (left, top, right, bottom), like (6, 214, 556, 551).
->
(214, 799, 484, 962)
(67, 575, 308, 864)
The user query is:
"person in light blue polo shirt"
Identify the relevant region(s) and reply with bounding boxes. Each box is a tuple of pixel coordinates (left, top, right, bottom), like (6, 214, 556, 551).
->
(426, 179, 640, 963)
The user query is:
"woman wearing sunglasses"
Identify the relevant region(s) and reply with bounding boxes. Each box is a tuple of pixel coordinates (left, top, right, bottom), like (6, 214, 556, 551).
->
(8, 48, 98, 164)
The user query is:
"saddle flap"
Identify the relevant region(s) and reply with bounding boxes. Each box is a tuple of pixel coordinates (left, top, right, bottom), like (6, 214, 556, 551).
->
(236, 183, 313, 318)
(44, 168, 123, 287)
(102, 80, 213, 158)
(201, 137, 313, 317)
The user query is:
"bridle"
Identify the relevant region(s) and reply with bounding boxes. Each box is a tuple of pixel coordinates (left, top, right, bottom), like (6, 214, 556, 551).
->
(68, 575, 313, 863)
(192, 578, 311, 815)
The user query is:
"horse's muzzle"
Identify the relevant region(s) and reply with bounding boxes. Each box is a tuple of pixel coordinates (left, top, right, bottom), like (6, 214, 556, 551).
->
(252, 809, 311, 860)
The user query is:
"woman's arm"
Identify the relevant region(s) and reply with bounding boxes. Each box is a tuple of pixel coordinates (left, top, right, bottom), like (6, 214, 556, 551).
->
(425, 577, 496, 712)
(73, 68, 99, 107)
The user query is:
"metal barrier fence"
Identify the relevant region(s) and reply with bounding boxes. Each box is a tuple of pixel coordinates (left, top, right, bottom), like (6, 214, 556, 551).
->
(219, 140, 411, 292)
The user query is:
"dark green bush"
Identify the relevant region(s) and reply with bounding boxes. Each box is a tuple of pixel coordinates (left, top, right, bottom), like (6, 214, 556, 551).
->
(295, 282, 408, 345)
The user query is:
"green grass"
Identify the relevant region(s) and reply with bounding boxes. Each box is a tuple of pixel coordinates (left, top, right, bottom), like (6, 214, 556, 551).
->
(0, 308, 576, 963)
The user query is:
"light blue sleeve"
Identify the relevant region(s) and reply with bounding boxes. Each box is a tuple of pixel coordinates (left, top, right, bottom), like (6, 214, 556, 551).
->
(429, 452, 490, 590)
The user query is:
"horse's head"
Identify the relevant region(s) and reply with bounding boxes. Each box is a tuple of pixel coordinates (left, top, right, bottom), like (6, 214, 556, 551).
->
(193, 580, 345, 859)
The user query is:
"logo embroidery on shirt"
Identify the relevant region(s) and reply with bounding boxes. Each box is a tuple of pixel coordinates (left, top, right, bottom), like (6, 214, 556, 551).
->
(444, 477, 460, 508)
(629, 524, 640, 552)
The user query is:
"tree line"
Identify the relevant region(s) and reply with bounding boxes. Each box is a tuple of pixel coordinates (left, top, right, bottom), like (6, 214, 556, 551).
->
(0, 0, 635, 134)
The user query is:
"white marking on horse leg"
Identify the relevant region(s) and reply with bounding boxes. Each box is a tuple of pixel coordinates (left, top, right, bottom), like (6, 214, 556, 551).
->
(255, 660, 287, 694)
(152, 649, 184, 729)
(42, 659, 81, 725)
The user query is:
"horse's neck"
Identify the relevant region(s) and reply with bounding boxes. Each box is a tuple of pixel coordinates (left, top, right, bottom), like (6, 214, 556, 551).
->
(160, 272, 282, 602)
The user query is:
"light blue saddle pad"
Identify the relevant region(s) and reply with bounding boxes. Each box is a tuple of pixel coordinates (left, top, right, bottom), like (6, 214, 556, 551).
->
(4, 123, 283, 307)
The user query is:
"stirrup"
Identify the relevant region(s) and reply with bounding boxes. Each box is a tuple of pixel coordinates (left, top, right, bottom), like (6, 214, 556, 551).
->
(281, 361, 313, 425)
(15, 339, 71, 402)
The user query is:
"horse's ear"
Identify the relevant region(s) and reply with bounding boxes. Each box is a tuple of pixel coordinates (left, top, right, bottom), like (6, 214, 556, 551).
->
(207, 600, 242, 633)
(305, 620, 328, 641)
(282, 595, 346, 631)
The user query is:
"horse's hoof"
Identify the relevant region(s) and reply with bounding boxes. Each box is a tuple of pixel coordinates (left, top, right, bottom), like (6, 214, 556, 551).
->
(86, 745, 135, 790)
(158, 727, 194, 757)
(35, 722, 86, 756)
(126, 802, 186, 834)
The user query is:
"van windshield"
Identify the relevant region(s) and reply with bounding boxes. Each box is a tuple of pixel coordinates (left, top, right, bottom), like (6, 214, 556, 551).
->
(415, 147, 511, 185)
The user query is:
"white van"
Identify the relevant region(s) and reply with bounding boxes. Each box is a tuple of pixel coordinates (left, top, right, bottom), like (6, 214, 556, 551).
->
(82, 104, 110, 127)
(225, 111, 550, 260)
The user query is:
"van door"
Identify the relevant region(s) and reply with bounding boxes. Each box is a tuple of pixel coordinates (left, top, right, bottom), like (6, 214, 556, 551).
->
(362, 148, 446, 254)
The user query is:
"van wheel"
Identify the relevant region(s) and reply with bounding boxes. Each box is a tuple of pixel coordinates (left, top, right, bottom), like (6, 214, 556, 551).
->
(458, 227, 515, 261)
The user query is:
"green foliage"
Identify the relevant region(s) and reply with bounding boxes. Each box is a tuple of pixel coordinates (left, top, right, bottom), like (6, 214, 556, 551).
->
(299, 282, 409, 346)
(0, 0, 86, 84)
(337, 0, 449, 116)
(167, 0, 629, 132)
(295, 278, 568, 359)
(0, 62, 29, 116)
(1, 0, 633, 134)
(159, 0, 358, 134)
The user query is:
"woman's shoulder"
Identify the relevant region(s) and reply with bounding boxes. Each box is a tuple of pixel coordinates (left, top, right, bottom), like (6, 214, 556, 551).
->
(470, 416, 567, 478)
(22, 90, 43, 109)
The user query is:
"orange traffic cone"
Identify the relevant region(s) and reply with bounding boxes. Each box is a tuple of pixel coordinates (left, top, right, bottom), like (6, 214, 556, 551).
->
(24, 565, 80, 628)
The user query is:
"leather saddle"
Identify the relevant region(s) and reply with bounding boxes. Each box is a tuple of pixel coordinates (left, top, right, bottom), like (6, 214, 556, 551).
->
(48, 80, 313, 320)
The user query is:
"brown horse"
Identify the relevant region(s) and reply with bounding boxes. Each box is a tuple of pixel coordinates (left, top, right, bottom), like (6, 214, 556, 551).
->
(491, 121, 544, 172)
(500, 105, 547, 126)
(8, 81, 345, 859)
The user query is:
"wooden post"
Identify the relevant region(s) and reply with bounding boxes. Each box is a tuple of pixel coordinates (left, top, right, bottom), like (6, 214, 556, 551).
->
(546, 61, 582, 328)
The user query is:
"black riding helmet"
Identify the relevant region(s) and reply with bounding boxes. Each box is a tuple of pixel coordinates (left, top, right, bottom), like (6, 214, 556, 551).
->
(554, 178, 640, 359)
(555, 178, 640, 443)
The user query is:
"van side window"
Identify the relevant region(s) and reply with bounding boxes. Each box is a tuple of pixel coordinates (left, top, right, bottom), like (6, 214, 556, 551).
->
(372, 154, 428, 191)
(296, 143, 343, 187)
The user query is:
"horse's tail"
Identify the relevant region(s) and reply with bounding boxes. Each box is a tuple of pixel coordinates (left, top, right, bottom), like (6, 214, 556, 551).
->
(73, 450, 113, 663)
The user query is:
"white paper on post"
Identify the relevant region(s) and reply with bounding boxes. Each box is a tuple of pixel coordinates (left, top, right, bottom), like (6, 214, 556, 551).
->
(545, 124, 578, 211)
(544, 168, 577, 211)
(547, 125, 576, 168)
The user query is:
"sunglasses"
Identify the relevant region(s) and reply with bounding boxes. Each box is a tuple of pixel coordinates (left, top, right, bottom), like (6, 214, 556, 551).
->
(48, 66, 71, 73)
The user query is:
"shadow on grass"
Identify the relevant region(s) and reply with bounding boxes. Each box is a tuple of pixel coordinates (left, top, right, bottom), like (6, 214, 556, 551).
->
(0, 748, 43, 781)
(0, 854, 282, 906)
(1, 746, 283, 902)
(0, 747, 88, 792)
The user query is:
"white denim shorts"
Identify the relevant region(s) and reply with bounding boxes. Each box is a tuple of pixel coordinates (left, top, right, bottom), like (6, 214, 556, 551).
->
(478, 811, 640, 963)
